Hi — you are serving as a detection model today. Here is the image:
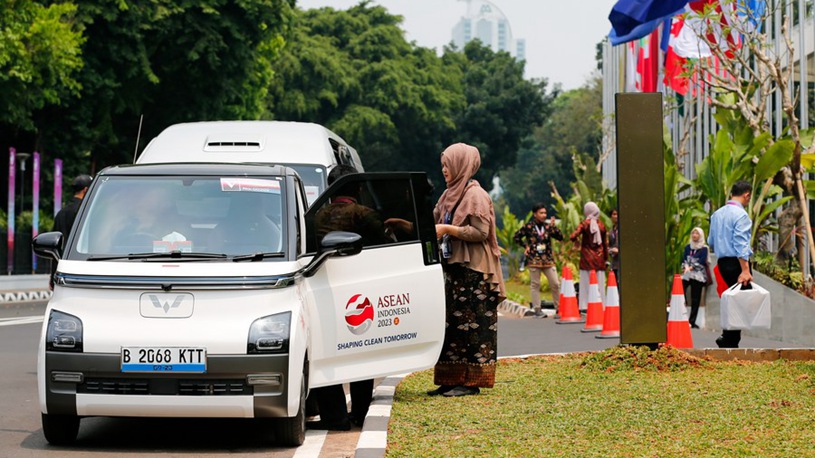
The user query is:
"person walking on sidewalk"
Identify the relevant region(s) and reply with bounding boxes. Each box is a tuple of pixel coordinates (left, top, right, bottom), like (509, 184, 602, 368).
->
(681, 227, 711, 329)
(513, 203, 563, 316)
(708, 181, 753, 348)
(570, 202, 608, 311)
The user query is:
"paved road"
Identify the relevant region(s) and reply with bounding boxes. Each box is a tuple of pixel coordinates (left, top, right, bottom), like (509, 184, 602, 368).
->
(0, 300, 802, 458)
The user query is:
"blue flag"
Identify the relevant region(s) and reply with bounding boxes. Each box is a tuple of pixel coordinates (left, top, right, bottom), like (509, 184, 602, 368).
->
(609, 0, 689, 43)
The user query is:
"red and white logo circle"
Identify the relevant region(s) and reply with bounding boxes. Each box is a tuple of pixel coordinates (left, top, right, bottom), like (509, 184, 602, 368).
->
(345, 294, 374, 335)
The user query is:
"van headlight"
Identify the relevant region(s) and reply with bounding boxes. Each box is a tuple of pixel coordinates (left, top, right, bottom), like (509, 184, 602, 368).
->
(247, 312, 291, 354)
(46, 310, 83, 352)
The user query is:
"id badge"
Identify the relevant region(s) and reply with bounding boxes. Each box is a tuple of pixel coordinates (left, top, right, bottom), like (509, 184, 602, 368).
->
(536, 244, 546, 253)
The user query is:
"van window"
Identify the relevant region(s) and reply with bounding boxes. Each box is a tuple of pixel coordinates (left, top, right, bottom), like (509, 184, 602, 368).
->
(70, 175, 287, 259)
(305, 175, 419, 253)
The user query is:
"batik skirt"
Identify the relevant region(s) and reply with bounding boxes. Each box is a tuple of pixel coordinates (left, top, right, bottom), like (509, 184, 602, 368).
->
(433, 264, 499, 388)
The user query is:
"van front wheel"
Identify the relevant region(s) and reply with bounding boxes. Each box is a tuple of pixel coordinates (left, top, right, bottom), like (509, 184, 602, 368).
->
(42, 413, 80, 445)
(275, 373, 306, 446)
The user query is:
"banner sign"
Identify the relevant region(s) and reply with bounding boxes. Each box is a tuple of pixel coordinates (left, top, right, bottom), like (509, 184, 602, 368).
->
(7, 148, 15, 274)
(32, 152, 40, 271)
(54, 159, 63, 215)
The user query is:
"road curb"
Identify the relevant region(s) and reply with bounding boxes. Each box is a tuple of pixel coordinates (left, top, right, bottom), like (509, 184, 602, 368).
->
(0, 289, 51, 305)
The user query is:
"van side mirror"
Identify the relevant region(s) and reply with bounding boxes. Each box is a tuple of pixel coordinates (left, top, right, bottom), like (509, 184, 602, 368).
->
(302, 231, 363, 278)
(320, 231, 362, 256)
(32, 231, 64, 261)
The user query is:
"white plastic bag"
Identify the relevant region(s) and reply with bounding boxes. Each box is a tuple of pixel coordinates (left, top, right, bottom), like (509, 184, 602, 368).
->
(720, 282, 771, 330)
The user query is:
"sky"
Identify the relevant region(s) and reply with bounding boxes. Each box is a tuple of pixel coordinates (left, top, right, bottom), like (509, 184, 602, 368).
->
(295, 0, 618, 91)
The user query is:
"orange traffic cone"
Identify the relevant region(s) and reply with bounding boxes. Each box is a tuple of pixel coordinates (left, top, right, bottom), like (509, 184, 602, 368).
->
(581, 270, 604, 332)
(596, 271, 620, 339)
(556, 265, 584, 324)
(666, 274, 694, 348)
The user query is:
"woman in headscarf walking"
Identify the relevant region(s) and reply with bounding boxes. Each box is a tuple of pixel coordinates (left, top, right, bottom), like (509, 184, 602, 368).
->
(428, 143, 506, 398)
(681, 227, 711, 329)
(570, 202, 608, 311)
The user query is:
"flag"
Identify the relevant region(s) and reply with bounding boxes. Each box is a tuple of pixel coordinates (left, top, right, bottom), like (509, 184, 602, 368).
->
(636, 29, 660, 92)
(625, 41, 638, 91)
(609, 0, 691, 37)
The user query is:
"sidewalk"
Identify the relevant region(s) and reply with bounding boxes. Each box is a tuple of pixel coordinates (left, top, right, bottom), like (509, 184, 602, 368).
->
(0, 274, 50, 305)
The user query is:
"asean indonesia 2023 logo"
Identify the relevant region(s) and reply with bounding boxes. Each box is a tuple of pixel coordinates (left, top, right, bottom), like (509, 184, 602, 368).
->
(345, 294, 374, 335)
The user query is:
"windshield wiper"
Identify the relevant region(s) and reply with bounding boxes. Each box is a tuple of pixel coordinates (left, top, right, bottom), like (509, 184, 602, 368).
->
(87, 251, 228, 261)
(232, 252, 285, 262)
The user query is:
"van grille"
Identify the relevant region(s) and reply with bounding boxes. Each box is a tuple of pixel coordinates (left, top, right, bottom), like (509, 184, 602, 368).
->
(79, 378, 251, 395)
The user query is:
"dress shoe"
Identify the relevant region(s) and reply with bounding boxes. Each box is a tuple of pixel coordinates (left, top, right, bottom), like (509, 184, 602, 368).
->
(442, 386, 480, 397)
(691, 323, 700, 329)
(306, 418, 351, 431)
(427, 385, 454, 396)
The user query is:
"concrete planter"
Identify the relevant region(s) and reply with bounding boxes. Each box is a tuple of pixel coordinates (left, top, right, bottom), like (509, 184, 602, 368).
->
(704, 269, 815, 347)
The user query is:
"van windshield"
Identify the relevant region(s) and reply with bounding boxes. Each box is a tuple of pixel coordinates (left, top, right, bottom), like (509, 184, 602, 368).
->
(70, 175, 286, 260)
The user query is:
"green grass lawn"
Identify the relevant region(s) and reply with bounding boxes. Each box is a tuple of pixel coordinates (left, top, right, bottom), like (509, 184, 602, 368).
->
(386, 346, 815, 457)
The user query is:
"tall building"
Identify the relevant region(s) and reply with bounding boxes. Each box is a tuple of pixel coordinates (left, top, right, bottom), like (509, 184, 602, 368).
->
(452, 0, 525, 61)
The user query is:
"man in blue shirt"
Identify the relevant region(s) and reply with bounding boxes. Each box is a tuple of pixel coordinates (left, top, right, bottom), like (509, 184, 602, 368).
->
(708, 181, 753, 348)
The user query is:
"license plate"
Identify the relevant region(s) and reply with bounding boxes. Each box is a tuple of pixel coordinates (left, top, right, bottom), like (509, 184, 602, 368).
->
(121, 347, 206, 373)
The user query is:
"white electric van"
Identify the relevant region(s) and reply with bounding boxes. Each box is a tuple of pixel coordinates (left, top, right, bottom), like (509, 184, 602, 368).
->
(136, 121, 364, 205)
(33, 163, 444, 447)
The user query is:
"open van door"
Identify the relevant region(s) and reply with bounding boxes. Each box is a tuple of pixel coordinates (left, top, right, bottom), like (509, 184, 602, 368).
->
(302, 172, 444, 387)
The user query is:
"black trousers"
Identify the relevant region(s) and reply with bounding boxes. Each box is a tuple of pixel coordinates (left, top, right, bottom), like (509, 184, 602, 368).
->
(717, 257, 752, 348)
(311, 379, 374, 424)
(683, 279, 704, 326)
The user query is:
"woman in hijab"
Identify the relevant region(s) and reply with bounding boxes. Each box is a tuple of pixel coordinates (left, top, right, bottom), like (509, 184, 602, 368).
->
(427, 143, 506, 398)
(570, 202, 608, 312)
(682, 227, 710, 329)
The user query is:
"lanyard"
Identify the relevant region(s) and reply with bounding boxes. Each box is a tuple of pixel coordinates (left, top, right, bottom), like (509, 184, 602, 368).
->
(534, 224, 545, 237)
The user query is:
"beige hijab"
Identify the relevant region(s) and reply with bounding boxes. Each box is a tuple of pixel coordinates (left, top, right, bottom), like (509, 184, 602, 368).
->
(584, 202, 602, 245)
(435, 143, 505, 299)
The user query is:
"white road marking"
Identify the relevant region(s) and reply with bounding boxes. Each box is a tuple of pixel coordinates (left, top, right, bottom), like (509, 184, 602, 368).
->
(292, 429, 328, 458)
(0, 316, 43, 327)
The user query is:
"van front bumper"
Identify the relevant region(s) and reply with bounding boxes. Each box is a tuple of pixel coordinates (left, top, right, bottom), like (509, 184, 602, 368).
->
(44, 352, 290, 418)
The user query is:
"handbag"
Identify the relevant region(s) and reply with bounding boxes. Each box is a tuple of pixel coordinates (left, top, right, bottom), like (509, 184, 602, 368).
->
(720, 282, 771, 330)
(704, 263, 714, 287)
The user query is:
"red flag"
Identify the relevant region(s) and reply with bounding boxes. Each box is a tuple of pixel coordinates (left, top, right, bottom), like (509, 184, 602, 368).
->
(636, 29, 660, 92)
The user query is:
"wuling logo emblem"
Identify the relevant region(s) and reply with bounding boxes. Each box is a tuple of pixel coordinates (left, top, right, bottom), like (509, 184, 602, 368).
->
(345, 294, 374, 335)
(149, 295, 185, 313)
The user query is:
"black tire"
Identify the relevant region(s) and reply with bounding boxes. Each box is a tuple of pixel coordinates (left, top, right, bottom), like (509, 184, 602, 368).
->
(274, 372, 306, 446)
(41, 413, 80, 445)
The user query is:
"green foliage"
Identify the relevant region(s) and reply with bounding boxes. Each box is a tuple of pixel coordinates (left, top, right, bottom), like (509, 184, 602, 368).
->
(14, 210, 54, 233)
(445, 40, 556, 183)
(268, 4, 465, 187)
(753, 251, 804, 292)
(664, 137, 707, 285)
(0, 1, 85, 130)
(549, 153, 616, 270)
(694, 103, 792, 249)
(494, 205, 529, 278)
(28, 0, 295, 167)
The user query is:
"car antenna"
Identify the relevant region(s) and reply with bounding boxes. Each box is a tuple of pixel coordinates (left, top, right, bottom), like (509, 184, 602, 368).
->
(133, 114, 144, 163)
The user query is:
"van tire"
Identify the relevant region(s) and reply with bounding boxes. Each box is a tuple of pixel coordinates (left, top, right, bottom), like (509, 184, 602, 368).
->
(275, 372, 306, 446)
(42, 413, 80, 445)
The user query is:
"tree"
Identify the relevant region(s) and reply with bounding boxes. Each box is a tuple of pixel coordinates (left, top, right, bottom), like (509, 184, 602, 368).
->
(444, 40, 555, 184)
(33, 0, 295, 169)
(501, 77, 600, 214)
(267, 2, 464, 188)
(0, 1, 84, 132)
(685, 1, 814, 270)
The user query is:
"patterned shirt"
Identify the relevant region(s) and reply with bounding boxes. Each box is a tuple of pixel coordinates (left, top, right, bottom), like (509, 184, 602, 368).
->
(513, 218, 563, 268)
